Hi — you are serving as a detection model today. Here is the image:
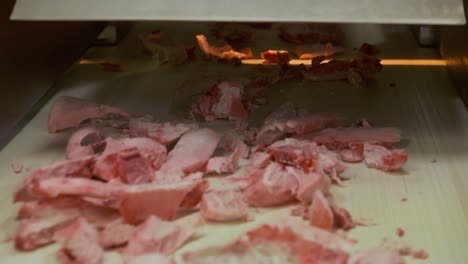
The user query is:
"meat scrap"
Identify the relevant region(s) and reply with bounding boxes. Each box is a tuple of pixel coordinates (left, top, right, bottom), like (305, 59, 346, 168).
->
(411, 249, 429, 259)
(309, 191, 334, 231)
(121, 215, 199, 257)
(195, 34, 253, 60)
(66, 127, 102, 160)
(48, 96, 131, 133)
(160, 128, 220, 175)
(261, 50, 291, 64)
(200, 190, 249, 222)
(192, 81, 248, 121)
(363, 143, 408, 171)
(53, 217, 103, 264)
(100, 218, 136, 249)
(206, 149, 240, 174)
(219, 131, 250, 159)
(128, 118, 193, 145)
(396, 227, 405, 238)
(293, 43, 344, 59)
(279, 23, 345, 45)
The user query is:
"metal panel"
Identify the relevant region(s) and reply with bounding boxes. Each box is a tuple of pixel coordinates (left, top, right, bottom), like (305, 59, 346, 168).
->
(10, 0, 466, 25)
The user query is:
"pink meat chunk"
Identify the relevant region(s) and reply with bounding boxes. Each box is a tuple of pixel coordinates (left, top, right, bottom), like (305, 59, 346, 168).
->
(53, 217, 103, 264)
(93, 148, 156, 184)
(340, 142, 364, 162)
(243, 162, 298, 207)
(349, 248, 405, 264)
(14, 156, 96, 202)
(331, 205, 357, 231)
(309, 191, 334, 230)
(128, 254, 175, 264)
(160, 128, 220, 175)
(30, 177, 125, 199)
(129, 118, 193, 145)
(192, 81, 248, 121)
(295, 170, 326, 203)
(300, 127, 401, 150)
(119, 179, 205, 224)
(99, 218, 136, 249)
(412, 249, 429, 259)
(200, 190, 249, 222)
(206, 149, 240, 174)
(48, 96, 131, 133)
(243, 152, 271, 176)
(15, 209, 80, 251)
(363, 143, 408, 171)
(66, 127, 102, 160)
(121, 215, 198, 257)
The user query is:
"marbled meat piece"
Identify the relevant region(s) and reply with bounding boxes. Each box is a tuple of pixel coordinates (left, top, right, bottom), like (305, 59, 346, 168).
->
(200, 190, 249, 222)
(66, 127, 102, 160)
(128, 254, 175, 264)
(331, 205, 357, 231)
(14, 156, 96, 202)
(192, 81, 248, 121)
(300, 127, 401, 150)
(293, 43, 344, 59)
(196, 34, 253, 60)
(309, 191, 334, 231)
(15, 210, 80, 251)
(48, 96, 130, 133)
(128, 118, 193, 145)
(119, 179, 205, 224)
(261, 50, 291, 64)
(243, 162, 298, 207)
(206, 149, 240, 174)
(363, 143, 408, 171)
(53, 217, 103, 264)
(99, 218, 136, 249)
(348, 248, 405, 264)
(212, 23, 254, 42)
(160, 128, 220, 175)
(121, 215, 198, 256)
(279, 23, 344, 45)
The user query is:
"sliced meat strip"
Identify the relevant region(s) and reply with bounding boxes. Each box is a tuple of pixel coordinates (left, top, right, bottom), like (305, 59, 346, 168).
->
(363, 143, 408, 171)
(14, 156, 96, 202)
(53, 217, 103, 264)
(348, 248, 405, 264)
(261, 50, 290, 64)
(93, 147, 156, 184)
(15, 209, 80, 251)
(66, 127, 102, 160)
(99, 218, 136, 249)
(195, 34, 252, 60)
(160, 128, 220, 175)
(243, 162, 298, 207)
(299, 127, 401, 150)
(127, 254, 175, 264)
(48, 96, 130, 133)
(119, 179, 205, 224)
(293, 43, 344, 59)
(200, 190, 249, 222)
(30, 177, 125, 199)
(309, 191, 334, 231)
(128, 118, 193, 145)
(206, 149, 240, 174)
(121, 215, 199, 257)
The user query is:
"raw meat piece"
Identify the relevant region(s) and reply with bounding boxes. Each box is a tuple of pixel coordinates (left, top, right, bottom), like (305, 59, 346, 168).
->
(14, 156, 96, 202)
(206, 149, 240, 174)
(309, 191, 334, 230)
(192, 81, 248, 121)
(66, 127, 102, 160)
(340, 142, 364, 163)
(128, 118, 193, 145)
(30, 177, 125, 199)
(331, 205, 357, 231)
(348, 248, 405, 264)
(160, 128, 220, 175)
(179, 178, 209, 208)
(293, 43, 344, 59)
(290, 205, 308, 218)
(15, 210, 80, 251)
(300, 127, 401, 150)
(363, 143, 408, 171)
(411, 249, 429, 259)
(128, 254, 175, 264)
(196, 34, 253, 60)
(53, 217, 103, 264)
(294, 170, 325, 203)
(219, 131, 250, 159)
(243, 152, 271, 177)
(119, 179, 205, 224)
(243, 162, 298, 207)
(121, 215, 198, 256)
(396, 227, 405, 237)
(381, 238, 412, 256)
(99, 218, 136, 249)
(279, 23, 344, 45)
(212, 23, 254, 42)
(200, 190, 249, 222)
(48, 96, 130, 133)
(261, 50, 291, 64)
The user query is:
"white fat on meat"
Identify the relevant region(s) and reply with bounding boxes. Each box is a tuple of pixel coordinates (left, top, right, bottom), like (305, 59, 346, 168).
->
(66, 127, 102, 160)
(160, 128, 220, 175)
(53, 217, 103, 264)
(363, 143, 408, 171)
(200, 190, 249, 222)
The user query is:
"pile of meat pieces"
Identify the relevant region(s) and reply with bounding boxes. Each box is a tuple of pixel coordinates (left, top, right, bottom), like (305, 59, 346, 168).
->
(12, 96, 409, 263)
